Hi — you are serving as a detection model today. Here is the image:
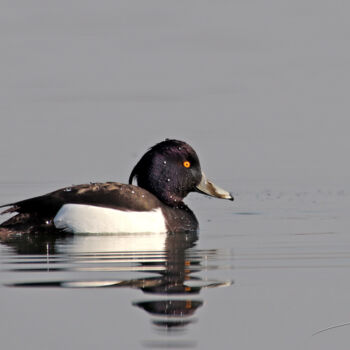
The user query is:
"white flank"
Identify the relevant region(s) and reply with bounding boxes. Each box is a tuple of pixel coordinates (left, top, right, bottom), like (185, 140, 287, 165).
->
(54, 204, 167, 234)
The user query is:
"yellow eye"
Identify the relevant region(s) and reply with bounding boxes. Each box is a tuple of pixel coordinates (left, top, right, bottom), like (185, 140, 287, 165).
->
(183, 161, 191, 168)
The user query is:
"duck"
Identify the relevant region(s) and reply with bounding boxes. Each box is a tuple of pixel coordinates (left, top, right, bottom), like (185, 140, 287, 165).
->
(0, 139, 233, 235)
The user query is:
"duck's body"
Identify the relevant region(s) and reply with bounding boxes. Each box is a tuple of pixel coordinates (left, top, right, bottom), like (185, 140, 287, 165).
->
(1, 182, 198, 234)
(0, 139, 233, 235)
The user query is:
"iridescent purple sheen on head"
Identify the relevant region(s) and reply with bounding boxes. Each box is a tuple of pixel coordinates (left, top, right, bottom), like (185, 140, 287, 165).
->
(129, 139, 202, 206)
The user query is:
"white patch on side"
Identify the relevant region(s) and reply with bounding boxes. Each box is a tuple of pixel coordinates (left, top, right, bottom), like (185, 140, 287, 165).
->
(54, 204, 167, 234)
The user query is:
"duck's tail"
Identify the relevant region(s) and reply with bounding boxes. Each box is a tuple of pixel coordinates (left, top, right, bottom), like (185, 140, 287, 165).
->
(0, 203, 22, 232)
(0, 203, 18, 215)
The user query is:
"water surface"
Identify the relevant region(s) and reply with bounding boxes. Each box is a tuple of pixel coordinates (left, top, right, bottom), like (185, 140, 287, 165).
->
(1, 0, 350, 348)
(1, 183, 350, 349)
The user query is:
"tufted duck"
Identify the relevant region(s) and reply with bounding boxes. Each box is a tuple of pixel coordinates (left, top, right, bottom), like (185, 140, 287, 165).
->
(0, 139, 233, 235)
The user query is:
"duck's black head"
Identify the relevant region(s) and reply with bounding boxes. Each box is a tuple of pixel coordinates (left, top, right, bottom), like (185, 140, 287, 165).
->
(129, 139, 233, 206)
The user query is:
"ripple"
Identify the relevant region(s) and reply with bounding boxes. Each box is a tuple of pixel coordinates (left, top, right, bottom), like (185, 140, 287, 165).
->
(0, 231, 233, 337)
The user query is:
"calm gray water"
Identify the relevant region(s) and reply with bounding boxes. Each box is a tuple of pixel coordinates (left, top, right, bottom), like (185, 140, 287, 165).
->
(1, 1, 350, 349)
(1, 184, 350, 349)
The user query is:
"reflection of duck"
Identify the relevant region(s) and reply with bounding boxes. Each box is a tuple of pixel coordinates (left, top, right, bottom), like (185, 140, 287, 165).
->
(0, 139, 233, 236)
(3, 231, 233, 333)
(0, 231, 68, 255)
(70, 233, 232, 331)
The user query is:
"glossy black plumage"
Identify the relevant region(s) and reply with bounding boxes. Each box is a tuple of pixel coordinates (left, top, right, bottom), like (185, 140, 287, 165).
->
(129, 139, 202, 205)
(0, 139, 232, 235)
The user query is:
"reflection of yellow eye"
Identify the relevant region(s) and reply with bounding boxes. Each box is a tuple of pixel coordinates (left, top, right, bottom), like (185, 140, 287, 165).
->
(183, 161, 191, 168)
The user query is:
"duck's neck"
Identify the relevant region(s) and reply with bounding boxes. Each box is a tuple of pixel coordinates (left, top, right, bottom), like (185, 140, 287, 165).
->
(161, 203, 198, 233)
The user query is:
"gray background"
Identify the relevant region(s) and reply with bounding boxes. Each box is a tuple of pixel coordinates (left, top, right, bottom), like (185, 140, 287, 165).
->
(1, 1, 350, 350)
(1, 0, 349, 187)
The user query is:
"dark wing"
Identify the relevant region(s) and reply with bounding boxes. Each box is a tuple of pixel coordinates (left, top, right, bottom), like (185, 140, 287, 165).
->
(1, 182, 161, 220)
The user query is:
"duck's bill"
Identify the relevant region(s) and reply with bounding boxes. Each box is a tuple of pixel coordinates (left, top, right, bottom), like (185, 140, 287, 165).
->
(195, 173, 234, 201)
